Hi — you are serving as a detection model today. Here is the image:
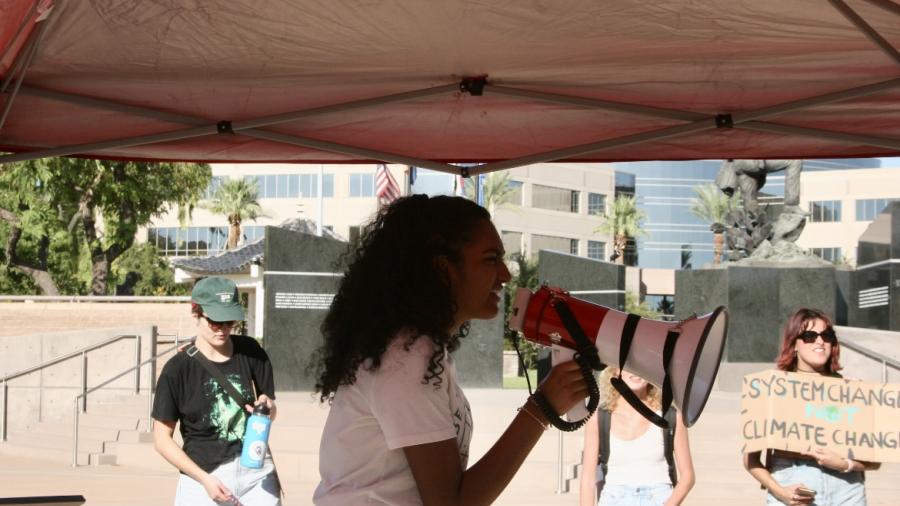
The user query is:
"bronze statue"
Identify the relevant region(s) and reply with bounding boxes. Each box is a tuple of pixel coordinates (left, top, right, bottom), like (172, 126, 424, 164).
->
(714, 159, 815, 262)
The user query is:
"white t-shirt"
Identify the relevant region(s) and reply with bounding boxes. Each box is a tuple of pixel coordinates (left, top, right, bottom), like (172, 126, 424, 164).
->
(313, 334, 472, 505)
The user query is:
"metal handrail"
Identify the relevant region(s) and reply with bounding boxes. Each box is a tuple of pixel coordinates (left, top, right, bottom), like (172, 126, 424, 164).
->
(0, 334, 140, 442)
(0, 295, 190, 302)
(839, 339, 900, 383)
(73, 339, 181, 467)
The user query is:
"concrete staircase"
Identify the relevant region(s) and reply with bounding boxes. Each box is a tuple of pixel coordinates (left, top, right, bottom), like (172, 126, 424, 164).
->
(0, 394, 151, 466)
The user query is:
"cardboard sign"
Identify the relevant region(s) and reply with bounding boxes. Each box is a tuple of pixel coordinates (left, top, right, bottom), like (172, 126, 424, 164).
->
(741, 369, 900, 463)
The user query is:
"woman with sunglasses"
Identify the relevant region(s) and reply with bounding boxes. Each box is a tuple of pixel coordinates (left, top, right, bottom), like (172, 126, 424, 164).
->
(743, 308, 880, 506)
(152, 277, 281, 505)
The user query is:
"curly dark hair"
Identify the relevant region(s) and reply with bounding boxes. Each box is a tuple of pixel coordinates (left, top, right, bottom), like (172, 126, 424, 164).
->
(314, 194, 492, 402)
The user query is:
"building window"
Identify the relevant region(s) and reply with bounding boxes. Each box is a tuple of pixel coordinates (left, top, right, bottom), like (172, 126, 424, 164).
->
(149, 226, 231, 256)
(588, 193, 606, 216)
(588, 240, 605, 260)
(532, 234, 576, 255)
(227, 174, 335, 199)
(204, 176, 225, 199)
(809, 200, 842, 222)
(350, 173, 375, 197)
(507, 181, 523, 206)
(570, 239, 579, 255)
(532, 184, 580, 213)
(501, 231, 522, 256)
(811, 247, 842, 263)
(242, 226, 265, 244)
(856, 198, 896, 221)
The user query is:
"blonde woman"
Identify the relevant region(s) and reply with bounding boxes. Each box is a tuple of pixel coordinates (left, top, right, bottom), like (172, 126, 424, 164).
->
(580, 368, 695, 506)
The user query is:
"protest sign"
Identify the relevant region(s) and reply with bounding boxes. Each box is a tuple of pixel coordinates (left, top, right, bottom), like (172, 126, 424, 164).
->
(741, 369, 900, 463)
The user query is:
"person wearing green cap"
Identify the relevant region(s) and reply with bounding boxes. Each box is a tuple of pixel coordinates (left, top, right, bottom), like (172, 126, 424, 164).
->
(152, 276, 281, 505)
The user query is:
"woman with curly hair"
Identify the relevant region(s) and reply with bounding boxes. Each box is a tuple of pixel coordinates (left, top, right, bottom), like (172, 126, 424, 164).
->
(312, 194, 590, 505)
(579, 368, 695, 506)
(743, 308, 880, 506)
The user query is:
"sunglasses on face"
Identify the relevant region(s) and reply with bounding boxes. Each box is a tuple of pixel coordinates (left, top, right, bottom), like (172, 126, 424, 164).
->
(202, 315, 238, 329)
(797, 328, 837, 344)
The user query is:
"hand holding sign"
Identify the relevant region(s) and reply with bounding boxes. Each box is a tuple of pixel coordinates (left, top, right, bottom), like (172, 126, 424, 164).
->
(801, 447, 848, 472)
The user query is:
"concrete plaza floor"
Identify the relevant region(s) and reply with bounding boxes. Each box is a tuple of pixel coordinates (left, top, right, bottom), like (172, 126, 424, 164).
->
(1, 389, 897, 505)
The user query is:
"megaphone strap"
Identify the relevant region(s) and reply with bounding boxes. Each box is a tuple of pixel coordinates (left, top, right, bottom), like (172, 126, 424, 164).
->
(611, 315, 680, 429)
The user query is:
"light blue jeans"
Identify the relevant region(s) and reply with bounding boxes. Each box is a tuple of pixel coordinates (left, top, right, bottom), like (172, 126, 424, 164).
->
(598, 483, 673, 506)
(175, 455, 281, 505)
(766, 457, 866, 506)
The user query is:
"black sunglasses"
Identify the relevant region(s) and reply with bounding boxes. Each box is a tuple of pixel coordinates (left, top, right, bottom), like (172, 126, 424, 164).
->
(797, 328, 837, 344)
(202, 315, 238, 329)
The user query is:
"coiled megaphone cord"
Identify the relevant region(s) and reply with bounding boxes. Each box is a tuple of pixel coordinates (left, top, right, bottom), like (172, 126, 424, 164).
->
(513, 295, 604, 432)
(531, 351, 600, 431)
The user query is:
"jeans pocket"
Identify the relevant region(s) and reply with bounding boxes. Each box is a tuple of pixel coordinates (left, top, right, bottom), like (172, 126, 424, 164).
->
(599, 484, 627, 504)
(650, 484, 673, 505)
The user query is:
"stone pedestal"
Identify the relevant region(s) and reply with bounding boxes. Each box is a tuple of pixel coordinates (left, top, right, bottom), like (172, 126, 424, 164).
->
(676, 265, 836, 363)
(263, 225, 504, 390)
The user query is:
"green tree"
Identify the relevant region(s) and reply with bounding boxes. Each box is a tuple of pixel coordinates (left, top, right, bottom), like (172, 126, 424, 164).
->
(0, 158, 211, 295)
(111, 243, 189, 296)
(0, 160, 84, 295)
(465, 171, 514, 217)
(594, 195, 646, 265)
(202, 177, 266, 250)
(502, 252, 540, 370)
(625, 292, 661, 319)
(689, 183, 740, 264)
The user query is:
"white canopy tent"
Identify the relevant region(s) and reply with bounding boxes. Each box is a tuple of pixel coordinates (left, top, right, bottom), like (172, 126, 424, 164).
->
(1, 0, 898, 175)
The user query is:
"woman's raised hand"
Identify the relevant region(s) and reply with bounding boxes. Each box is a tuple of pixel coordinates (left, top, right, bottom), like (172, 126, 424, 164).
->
(534, 360, 590, 416)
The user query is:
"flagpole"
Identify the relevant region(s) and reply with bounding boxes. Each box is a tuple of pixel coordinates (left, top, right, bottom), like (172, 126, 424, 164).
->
(317, 163, 324, 236)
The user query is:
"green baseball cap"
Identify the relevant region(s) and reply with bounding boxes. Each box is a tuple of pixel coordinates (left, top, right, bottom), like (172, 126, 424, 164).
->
(191, 277, 245, 322)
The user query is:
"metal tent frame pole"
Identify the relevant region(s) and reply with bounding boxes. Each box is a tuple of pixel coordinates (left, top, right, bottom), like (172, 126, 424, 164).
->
(0, 83, 460, 166)
(470, 78, 900, 175)
(0, 5, 53, 132)
(829, 0, 900, 64)
(4, 75, 898, 171)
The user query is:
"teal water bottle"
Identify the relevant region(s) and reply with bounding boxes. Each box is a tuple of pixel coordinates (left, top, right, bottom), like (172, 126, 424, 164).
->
(240, 404, 271, 469)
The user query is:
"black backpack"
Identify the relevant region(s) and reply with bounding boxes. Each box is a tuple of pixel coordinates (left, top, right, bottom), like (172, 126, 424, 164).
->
(596, 408, 678, 491)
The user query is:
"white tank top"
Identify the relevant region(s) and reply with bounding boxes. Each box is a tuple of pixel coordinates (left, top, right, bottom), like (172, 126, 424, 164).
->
(604, 422, 672, 485)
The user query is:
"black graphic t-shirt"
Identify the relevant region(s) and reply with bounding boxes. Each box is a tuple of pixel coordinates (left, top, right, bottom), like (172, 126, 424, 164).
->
(152, 335, 275, 473)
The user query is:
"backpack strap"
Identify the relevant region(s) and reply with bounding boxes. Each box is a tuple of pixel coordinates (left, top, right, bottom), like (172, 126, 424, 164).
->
(597, 408, 611, 479)
(662, 408, 678, 486)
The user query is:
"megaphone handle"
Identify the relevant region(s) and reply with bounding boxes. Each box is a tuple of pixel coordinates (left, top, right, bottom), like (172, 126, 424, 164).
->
(532, 352, 601, 432)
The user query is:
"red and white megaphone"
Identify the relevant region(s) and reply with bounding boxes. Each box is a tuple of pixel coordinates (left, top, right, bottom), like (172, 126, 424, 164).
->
(509, 285, 728, 427)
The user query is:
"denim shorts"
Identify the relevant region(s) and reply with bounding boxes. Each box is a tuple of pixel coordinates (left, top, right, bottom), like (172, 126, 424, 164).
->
(598, 483, 673, 506)
(766, 456, 865, 506)
(174, 455, 281, 505)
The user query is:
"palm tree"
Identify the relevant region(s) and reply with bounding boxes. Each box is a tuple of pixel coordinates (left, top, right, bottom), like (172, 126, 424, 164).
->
(689, 183, 741, 264)
(202, 177, 266, 250)
(465, 170, 514, 217)
(594, 195, 646, 265)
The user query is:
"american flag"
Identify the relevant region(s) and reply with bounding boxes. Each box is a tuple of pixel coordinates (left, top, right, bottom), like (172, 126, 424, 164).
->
(454, 174, 466, 197)
(375, 164, 401, 204)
